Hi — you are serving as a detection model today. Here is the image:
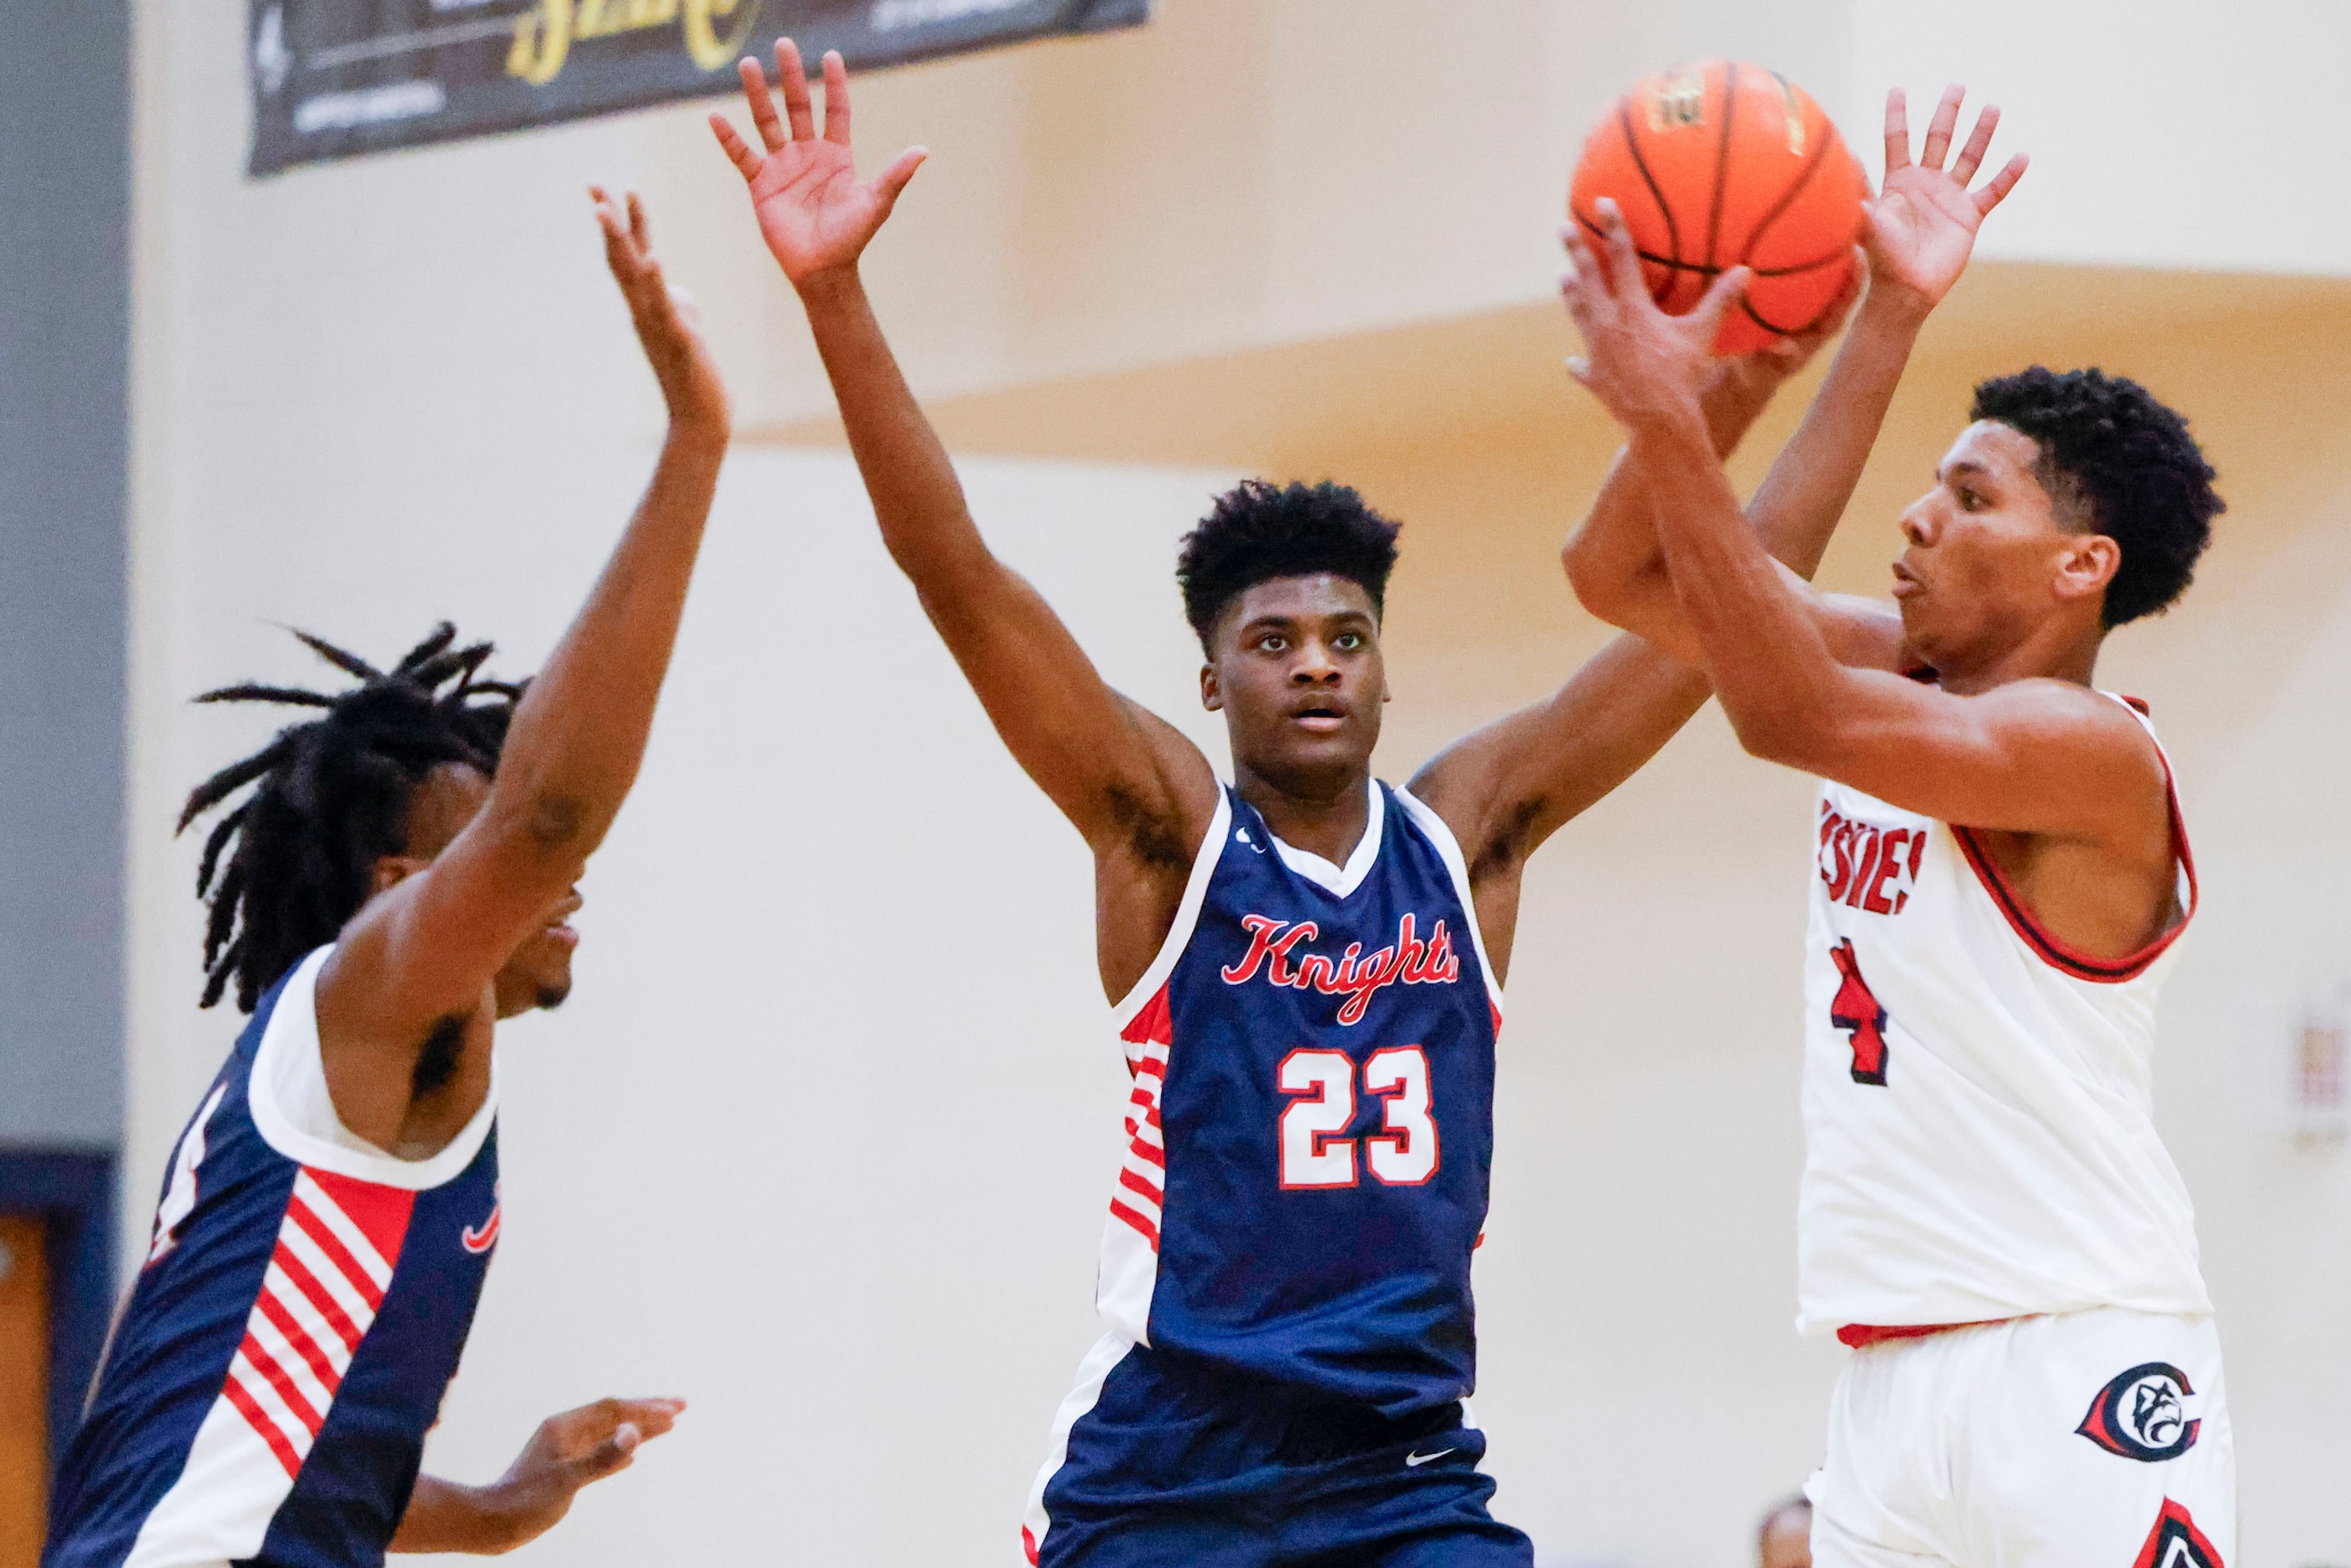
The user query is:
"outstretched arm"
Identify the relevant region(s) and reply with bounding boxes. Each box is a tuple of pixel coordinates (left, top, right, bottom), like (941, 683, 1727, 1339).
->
(710, 44, 1216, 868)
(316, 193, 731, 1150)
(392, 1399, 683, 1555)
(1563, 86, 2027, 666)
(1561, 180, 2156, 845)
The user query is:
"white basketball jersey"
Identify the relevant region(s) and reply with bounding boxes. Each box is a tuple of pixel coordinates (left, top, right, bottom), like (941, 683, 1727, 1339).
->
(1796, 695, 2212, 1338)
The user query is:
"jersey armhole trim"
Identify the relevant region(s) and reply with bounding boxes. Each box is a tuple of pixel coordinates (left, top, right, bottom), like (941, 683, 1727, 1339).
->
(1393, 785, 1505, 1015)
(1948, 697, 2198, 986)
(1109, 788, 1235, 1034)
(248, 945, 500, 1190)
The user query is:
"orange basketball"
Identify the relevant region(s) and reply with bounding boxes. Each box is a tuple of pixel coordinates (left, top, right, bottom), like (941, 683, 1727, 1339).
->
(1570, 61, 1867, 356)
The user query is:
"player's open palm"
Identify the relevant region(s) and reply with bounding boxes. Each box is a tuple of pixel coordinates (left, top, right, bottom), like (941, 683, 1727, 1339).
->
(1866, 84, 2028, 313)
(712, 41, 926, 291)
(594, 186, 730, 432)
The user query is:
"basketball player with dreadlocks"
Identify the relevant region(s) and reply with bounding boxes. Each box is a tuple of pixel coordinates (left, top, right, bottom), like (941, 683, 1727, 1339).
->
(1561, 89, 2234, 1566)
(713, 45, 1860, 1565)
(46, 189, 729, 1568)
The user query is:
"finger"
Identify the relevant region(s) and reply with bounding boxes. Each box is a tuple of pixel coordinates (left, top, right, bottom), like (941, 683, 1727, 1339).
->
(710, 112, 762, 180)
(1560, 227, 1607, 295)
(610, 1398, 687, 1438)
(872, 145, 927, 209)
(626, 190, 650, 255)
(1883, 87, 1910, 172)
(738, 58, 786, 154)
(821, 49, 852, 148)
(1593, 197, 1644, 303)
(569, 1424, 642, 1485)
(591, 190, 638, 275)
(776, 38, 817, 144)
(1973, 150, 2029, 215)
(1565, 356, 1595, 388)
(1919, 83, 1964, 171)
(1949, 104, 1999, 185)
(1691, 265, 1752, 338)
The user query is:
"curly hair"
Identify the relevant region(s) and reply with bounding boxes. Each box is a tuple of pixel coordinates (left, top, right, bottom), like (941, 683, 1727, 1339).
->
(177, 624, 522, 1013)
(1175, 480, 1403, 653)
(1970, 367, 2222, 627)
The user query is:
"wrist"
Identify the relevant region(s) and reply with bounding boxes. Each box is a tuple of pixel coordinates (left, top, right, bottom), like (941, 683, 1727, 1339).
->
(792, 266, 866, 316)
(1856, 282, 1934, 336)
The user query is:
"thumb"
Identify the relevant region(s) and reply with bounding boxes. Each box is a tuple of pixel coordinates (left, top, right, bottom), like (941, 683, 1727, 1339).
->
(873, 145, 927, 209)
(568, 1422, 641, 1487)
(1691, 265, 1752, 340)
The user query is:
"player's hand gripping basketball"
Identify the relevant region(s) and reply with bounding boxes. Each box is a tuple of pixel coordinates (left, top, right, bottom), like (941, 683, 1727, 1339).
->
(1863, 85, 2028, 316)
(1562, 199, 1752, 431)
(592, 187, 731, 433)
(712, 41, 928, 293)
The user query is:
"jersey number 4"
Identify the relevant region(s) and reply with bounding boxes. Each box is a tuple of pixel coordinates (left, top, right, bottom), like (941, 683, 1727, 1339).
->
(1828, 938, 1890, 1086)
(1277, 1047, 1439, 1188)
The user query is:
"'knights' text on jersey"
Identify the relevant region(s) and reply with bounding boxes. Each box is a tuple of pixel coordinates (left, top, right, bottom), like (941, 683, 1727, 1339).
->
(1094, 780, 1502, 1415)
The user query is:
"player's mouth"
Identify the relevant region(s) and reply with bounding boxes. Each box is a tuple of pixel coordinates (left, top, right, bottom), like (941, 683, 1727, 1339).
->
(1288, 699, 1349, 733)
(1891, 559, 1924, 599)
(544, 891, 584, 949)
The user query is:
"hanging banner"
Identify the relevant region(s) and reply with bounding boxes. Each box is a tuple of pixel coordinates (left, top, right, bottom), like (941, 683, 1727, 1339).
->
(247, 0, 1150, 175)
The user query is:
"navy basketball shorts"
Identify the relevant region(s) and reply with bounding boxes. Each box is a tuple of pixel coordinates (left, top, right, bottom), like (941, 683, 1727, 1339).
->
(1021, 1334, 1534, 1567)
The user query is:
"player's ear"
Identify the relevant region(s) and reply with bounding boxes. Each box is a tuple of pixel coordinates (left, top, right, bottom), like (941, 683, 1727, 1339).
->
(2052, 534, 2121, 609)
(368, 855, 427, 900)
(1200, 664, 1223, 713)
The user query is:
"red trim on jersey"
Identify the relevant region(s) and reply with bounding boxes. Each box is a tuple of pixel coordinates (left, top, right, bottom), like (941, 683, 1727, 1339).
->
(1950, 718, 2197, 984)
(1120, 984, 1173, 1048)
(1837, 1318, 2015, 1348)
(1109, 1198, 1160, 1250)
(1022, 1525, 1041, 1565)
(222, 1372, 304, 1477)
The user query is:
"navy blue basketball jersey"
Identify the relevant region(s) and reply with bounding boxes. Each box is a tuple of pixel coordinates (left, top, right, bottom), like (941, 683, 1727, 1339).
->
(1094, 780, 1500, 1415)
(48, 947, 502, 1568)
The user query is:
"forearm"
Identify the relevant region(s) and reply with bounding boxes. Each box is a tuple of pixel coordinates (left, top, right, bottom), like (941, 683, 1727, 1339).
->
(1743, 292, 1928, 574)
(796, 269, 994, 593)
(1564, 365, 1784, 630)
(391, 1476, 517, 1555)
(487, 416, 726, 862)
(1634, 409, 1848, 755)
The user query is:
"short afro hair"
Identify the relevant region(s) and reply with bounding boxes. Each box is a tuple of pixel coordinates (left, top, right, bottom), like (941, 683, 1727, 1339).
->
(1176, 480, 1402, 652)
(1969, 367, 2222, 628)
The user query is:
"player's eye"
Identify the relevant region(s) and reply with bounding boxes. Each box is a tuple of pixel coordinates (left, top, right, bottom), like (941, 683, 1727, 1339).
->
(1256, 635, 1287, 654)
(1334, 631, 1364, 651)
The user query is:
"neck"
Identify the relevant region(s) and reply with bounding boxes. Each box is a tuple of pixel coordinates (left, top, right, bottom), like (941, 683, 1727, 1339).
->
(1233, 762, 1373, 865)
(1932, 621, 2104, 696)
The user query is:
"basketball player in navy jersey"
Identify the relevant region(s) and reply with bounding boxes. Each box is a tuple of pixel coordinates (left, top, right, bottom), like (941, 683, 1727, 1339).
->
(1563, 94, 2235, 1566)
(46, 190, 724, 1567)
(712, 45, 1856, 1565)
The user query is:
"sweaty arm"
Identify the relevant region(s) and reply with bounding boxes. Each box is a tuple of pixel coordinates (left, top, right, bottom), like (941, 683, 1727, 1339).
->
(316, 190, 732, 1148)
(714, 44, 1216, 998)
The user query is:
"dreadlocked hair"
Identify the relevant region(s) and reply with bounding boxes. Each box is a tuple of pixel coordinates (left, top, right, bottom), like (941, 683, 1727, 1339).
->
(178, 623, 523, 1014)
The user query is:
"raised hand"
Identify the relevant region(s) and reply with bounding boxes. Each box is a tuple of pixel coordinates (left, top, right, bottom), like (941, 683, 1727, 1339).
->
(710, 41, 926, 292)
(1866, 85, 2028, 315)
(593, 187, 729, 433)
(1561, 199, 1752, 432)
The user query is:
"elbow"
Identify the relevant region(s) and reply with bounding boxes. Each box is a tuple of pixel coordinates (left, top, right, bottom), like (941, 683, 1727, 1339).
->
(1721, 695, 1835, 773)
(1561, 530, 1623, 624)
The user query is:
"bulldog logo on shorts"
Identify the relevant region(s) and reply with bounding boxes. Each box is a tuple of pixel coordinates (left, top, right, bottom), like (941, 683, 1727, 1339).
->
(2079, 1361, 2201, 1462)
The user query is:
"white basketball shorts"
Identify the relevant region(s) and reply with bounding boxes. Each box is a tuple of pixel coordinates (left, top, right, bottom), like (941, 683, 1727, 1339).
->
(1806, 1309, 2234, 1567)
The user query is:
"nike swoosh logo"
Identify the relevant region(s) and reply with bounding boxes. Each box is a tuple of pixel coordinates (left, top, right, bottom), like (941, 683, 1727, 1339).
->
(1403, 1448, 1457, 1468)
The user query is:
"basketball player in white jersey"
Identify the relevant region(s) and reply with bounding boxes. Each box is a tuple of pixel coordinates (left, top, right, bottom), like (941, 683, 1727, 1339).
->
(1561, 89, 2232, 1565)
